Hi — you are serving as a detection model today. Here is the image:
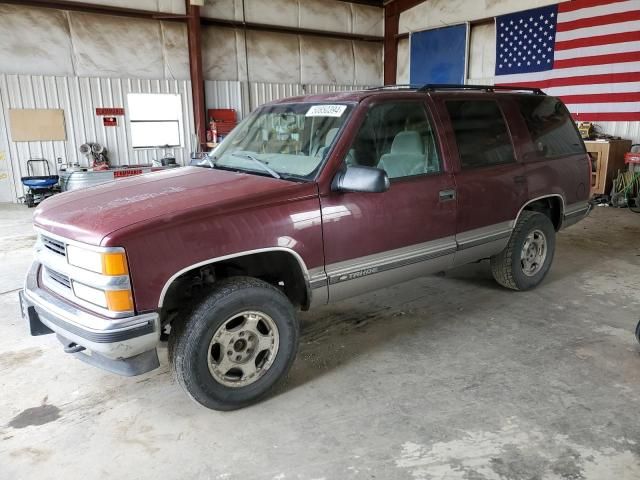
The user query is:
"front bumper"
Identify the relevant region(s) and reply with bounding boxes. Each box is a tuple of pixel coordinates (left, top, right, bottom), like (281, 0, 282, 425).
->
(21, 262, 160, 376)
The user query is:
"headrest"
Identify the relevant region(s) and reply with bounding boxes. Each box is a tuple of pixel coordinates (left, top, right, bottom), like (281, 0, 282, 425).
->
(391, 131, 424, 154)
(325, 128, 339, 146)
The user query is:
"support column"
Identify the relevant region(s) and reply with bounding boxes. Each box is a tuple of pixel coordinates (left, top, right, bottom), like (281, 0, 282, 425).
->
(384, 0, 428, 86)
(186, 0, 206, 146)
(384, 5, 399, 85)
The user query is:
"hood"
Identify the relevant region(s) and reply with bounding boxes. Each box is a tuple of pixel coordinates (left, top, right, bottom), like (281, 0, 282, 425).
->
(34, 167, 316, 245)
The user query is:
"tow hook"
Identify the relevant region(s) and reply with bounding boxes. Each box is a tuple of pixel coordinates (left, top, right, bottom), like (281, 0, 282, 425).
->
(57, 334, 86, 354)
(64, 343, 86, 354)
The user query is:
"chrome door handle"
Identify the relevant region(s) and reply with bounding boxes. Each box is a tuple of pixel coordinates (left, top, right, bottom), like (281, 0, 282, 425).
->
(439, 189, 456, 201)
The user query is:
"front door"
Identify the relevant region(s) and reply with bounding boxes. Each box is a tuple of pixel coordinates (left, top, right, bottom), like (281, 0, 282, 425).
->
(435, 96, 529, 265)
(320, 100, 457, 302)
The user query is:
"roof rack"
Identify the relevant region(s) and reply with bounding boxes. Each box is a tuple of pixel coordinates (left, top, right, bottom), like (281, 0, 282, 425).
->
(417, 84, 545, 95)
(366, 84, 421, 91)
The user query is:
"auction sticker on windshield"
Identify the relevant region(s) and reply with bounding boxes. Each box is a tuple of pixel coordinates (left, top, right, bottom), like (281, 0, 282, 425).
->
(306, 105, 347, 117)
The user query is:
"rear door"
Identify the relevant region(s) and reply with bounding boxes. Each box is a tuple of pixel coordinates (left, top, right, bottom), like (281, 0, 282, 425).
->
(434, 95, 529, 265)
(320, 98, 457, 302)
(514, 95, 591, 213)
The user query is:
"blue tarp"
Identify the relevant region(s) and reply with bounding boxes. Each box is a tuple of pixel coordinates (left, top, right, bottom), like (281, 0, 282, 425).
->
(410, 24, 468, 85)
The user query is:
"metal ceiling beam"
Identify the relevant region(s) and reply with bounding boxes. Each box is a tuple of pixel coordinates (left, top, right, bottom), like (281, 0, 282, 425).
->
(0, 0, 186, 21)
(0, 1, 383, 43)
(335, 0, 384, 7)
(200, 17, 383, 43)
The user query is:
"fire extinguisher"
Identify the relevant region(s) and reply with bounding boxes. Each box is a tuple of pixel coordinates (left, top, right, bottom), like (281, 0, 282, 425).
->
(210, 120, 218, 144)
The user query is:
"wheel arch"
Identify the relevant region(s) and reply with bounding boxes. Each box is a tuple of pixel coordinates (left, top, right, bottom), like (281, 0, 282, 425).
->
(515, 194, 565, 231)
(158, 248, 313, 311)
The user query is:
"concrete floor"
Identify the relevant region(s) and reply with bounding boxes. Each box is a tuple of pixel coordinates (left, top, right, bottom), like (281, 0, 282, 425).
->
(1, 203, 639, 480)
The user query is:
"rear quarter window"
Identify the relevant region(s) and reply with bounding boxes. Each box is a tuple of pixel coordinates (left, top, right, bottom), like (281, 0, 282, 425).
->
(446, 100, 516, 169)
(517, 96, 585, 158)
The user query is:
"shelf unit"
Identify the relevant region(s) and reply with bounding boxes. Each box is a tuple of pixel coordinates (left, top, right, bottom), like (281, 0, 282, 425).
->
(584, 140, 632, 195)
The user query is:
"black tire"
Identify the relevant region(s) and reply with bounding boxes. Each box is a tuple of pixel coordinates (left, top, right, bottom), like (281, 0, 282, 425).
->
(635, 319, 640, 344)
(169, 276, 299, 411)
(630, 194, 640, 214)
(490, 211, 556, 291)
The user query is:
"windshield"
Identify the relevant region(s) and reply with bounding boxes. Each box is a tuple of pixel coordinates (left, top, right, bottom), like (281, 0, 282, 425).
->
(207, 103, 354, 180)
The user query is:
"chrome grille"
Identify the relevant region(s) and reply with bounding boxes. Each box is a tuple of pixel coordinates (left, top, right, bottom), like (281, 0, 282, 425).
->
(45, 268, 72, 290)
(42, 235, 66, 257)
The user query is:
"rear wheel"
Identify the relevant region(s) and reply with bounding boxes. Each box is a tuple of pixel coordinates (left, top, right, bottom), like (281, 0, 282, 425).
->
(169, 277, 299, 410)
(630, 193, 640, 214)
(491, 211, 556, 291)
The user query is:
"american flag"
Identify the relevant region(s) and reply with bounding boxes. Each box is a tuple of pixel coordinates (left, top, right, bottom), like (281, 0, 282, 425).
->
(495, 0, 640, 121)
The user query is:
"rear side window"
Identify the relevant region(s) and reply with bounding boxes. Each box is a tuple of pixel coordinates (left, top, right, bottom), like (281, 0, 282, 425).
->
(517, 96, 585, 157)
(446, 100, 515, 169)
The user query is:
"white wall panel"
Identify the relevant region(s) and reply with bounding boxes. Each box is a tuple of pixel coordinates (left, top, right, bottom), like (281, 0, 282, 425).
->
(215, 0, 383, 36)
(354, 41, 383, 86)
(0, 74, 195, 202)
(0, 5, 74, 76)
(595, 123, 640, 144)
(202, 27, 244, 81)
(468, 22, 496, 82)
(162, 22, 191, 80)
(63, 0, 185, 14)
(399, 0, 570, 34)
(300, 37, 355, 84)
(0, 5, 190, 81)
(299, 0, 352, 33)
(69, 12, 165, 79)
(202, 0, 244, 21)
(0, 4, 381, 86)
(396, 38, 410, 85)
(246, 31, 301, 84)
(352, 4, 384, 37)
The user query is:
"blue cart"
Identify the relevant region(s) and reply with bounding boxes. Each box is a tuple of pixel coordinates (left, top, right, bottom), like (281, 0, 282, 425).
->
(21, 159, 59, 208)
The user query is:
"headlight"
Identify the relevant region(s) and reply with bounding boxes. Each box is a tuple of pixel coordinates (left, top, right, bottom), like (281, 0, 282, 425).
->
(67, 245, 128, 275)
(72, 281, 134, 312)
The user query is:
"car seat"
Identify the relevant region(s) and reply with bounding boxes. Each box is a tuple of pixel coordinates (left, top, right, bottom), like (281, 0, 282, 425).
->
(378, 131, 426, 178)
(314, 127, 339, 159)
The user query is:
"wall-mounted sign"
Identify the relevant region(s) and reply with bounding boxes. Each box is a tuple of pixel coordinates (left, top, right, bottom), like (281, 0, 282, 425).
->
(103, 116, 118, 127)
(96, 107, 125, 116)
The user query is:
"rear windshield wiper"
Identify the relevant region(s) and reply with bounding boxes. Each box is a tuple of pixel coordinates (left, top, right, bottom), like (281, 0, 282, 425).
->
(230, 152, 281, 179)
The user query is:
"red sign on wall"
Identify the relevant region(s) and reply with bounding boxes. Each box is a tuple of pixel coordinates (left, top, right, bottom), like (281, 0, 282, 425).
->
(103, 116, 118, 127)
(96, 107, 125, 116)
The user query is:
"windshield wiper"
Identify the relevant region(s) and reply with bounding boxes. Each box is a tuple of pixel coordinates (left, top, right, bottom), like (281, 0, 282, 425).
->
(230, 152, 281, 179)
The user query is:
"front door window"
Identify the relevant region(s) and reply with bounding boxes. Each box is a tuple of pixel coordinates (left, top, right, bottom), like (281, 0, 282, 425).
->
(347, 102, 441, 178)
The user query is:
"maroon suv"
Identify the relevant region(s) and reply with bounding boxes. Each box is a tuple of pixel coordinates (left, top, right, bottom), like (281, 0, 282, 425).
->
(20, 85, 591, 410)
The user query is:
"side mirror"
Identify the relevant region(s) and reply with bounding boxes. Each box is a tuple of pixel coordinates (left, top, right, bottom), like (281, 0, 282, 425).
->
(332, 165, 390, 193)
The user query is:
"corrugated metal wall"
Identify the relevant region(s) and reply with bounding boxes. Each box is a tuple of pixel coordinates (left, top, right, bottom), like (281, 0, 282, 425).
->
(1, 76, 377, 202)
(204, 80, 247, 119)
(0, 73, 195, 201)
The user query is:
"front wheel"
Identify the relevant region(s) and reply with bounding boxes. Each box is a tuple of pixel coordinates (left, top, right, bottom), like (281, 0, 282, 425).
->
(169, 277, 299, 410)
(491, 211, 556, 291)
